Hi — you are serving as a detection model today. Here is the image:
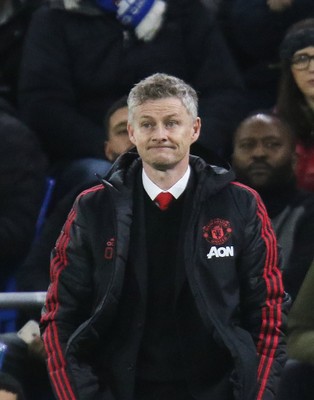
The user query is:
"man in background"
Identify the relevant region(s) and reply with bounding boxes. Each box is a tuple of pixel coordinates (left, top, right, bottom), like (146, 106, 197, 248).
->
(232, 111, 314, 300)
(17, 96, 132, 294)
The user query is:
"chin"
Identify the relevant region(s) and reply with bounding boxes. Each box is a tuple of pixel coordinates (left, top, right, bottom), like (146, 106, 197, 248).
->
(249, 180, 271, 190)
(151, 159, 177, 171)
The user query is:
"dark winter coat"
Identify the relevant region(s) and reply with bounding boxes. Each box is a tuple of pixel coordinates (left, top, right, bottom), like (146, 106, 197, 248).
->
(0, 97, 47, 286)
(18, 0, 248, 162)
(287, 257, 314, 363)
(41, 151, 289, 400)
(0, 0, 42, 106)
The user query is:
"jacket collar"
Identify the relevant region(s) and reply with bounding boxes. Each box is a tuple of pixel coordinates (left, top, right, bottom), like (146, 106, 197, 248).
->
(103, 148, 235, 198)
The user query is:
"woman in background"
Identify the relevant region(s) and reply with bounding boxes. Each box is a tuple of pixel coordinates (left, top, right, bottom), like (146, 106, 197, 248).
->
(277, 18, 314, 191)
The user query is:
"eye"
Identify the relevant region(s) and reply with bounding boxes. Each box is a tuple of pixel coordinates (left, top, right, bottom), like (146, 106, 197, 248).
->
(166, 120, 178, 128)
(265, 141, 281, 149)
(116, 129, 128, 136)
(292, 54, 309, 63)
(238, 142, 254, 150)
(291, 54, 311, 69)
(141, 122, 152, 129)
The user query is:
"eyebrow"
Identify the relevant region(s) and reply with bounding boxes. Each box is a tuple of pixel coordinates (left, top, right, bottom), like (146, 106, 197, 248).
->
(238, 134, 282, 142)
(112, 121, 128, 131)
(294, 51, 314, 56)
(113, 121, 127, 128)
(139, 113, 181, 119)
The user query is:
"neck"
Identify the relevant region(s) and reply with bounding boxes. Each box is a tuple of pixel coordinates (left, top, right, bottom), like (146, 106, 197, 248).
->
(258, 179, 296, 217)
(143, 161, 189, 190)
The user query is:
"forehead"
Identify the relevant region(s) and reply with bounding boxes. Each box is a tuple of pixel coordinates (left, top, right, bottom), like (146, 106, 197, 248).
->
(294, 45, 314, 55)
(235, 116, 289, 141)
(110, 106, 128, 125)
(134, 97, 188, 118)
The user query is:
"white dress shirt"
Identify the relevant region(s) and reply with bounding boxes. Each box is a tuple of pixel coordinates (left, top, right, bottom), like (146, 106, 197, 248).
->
(142, 166, 191, 200)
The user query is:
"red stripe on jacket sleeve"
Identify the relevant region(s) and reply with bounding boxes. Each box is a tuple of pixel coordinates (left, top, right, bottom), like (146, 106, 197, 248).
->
(232, 182, 283, 400)
(42, 207, 77, 400)
(42, 185, 104, 399)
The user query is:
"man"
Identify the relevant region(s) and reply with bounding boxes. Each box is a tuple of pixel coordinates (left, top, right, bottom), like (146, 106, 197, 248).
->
(41, 73, 289, 400)
(17, 95, 132, 293)
(0, 96, 132, 400)
(104, 96, 131, 162)
(51, 96, 131, 201)
(232, 111, 314, 300)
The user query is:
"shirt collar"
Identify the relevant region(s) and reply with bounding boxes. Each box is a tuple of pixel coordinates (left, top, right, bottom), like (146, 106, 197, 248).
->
(142, 166, 191, 200)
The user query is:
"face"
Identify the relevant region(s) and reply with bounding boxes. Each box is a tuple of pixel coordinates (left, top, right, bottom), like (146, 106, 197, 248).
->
(291, 46, 314, 102)
(0, 390, 17, 400)
(104, 106, 133, 162)
(232, 115, 296, 189)
(128, 98, 200, 172)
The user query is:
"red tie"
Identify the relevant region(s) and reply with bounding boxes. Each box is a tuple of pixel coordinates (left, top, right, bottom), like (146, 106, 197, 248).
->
(155, 192, 174, 211)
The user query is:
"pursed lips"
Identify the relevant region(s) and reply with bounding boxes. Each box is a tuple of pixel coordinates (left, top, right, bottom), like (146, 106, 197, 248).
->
(248, 163, 271, 172)
(148, 145, 175, 150)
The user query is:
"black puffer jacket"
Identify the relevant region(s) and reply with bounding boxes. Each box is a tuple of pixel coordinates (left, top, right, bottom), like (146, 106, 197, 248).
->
(0, 97, 47, 285)
(41, 151, 289, 400)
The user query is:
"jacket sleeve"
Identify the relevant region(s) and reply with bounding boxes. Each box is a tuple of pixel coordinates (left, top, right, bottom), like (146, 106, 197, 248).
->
(234, 183, 291, 400)
(40, 192, 115, 400)
(287, 259, 314, 363)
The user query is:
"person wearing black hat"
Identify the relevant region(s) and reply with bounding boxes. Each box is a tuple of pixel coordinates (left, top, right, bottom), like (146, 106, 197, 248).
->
(277, 18, 314, 192)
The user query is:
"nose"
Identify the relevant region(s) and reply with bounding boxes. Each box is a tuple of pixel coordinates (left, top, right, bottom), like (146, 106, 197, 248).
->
(152, 124, 167, 141)
(251, 143, 267, 158)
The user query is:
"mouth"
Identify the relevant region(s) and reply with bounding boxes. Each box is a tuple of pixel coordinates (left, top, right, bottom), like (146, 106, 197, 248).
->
(148, 145, 175, 150)
(248, 163, 271, 174)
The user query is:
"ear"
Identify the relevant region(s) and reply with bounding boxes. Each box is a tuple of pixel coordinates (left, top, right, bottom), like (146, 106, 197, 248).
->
(104, 141, 114, 162)
(191, 117, 201, 143)
(231, 151, 235, 165)
(128, 123, 137, 145)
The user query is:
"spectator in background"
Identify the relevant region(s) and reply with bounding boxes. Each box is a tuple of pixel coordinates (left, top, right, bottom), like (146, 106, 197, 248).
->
(0, 372, 25, 400)
(16, 96, 132, 294)
(218, 0, 314, 111)
(104, 95, 131, 162)
(276, 257, 314, 400)
(0, 97, 47, 291)
(232, 111, 314, 301)
(277, 18, 314, 192)
(41, 72, 289, 400)
(0, 96, 130, 400)
(0, 329, 50, 400)
(0, 0, 42, 107)
(18, 0, 248, 170)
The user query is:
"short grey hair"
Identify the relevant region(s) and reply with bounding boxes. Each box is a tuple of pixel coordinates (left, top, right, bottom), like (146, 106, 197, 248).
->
(127, 73, 198, 122)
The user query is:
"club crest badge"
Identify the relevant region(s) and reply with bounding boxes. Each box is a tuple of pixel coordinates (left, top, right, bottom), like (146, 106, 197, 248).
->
(203, 219, 232, 245)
